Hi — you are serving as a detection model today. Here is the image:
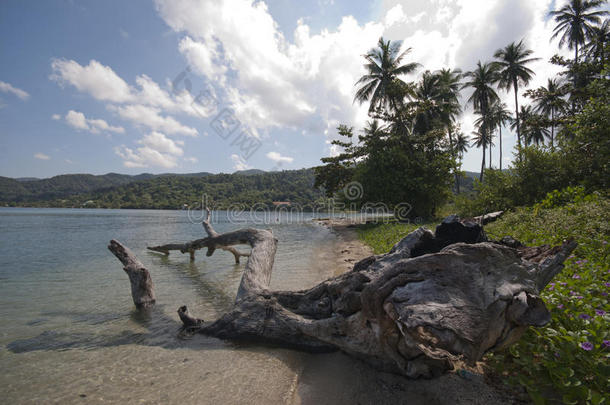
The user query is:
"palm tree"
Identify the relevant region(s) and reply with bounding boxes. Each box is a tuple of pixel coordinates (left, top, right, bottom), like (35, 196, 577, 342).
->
(474, 113, 496, 169)
(471, 127, 492, 179)
(452, 131, 469, 193)
(354, 37, 420, 115)
(489, 101, 512, 170)
(436, 68, 463, 129)
(454, 131, 469, 161)
(463, 61, 499, 181)
(436, 68, 463, 192)
(493, 40, 539, 150)
(583, 18, 610, 64)
(510, 105, 549, 146)
(412, 71, 443, 134)
(529, 78, 569, 149)
(549, 0, 608, 63)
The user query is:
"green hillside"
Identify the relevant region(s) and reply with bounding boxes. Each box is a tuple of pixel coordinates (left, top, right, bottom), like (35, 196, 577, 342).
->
(1, 169, 325, 210)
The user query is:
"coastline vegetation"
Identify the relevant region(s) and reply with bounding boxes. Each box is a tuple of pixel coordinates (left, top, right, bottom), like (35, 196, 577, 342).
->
(334, 1, 610, 403)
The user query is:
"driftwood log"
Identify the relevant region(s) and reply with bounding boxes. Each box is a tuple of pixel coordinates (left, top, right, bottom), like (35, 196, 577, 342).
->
(108, 213, 575, 378)
(147, 208, 250, 263)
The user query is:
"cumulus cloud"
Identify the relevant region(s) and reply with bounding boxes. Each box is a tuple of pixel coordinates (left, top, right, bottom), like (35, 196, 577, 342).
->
(266, 151, 293, 164)
(50, 58, 210, 142)
(64, 110, 125, 134)
(230, 154, 251, 171)
(154, 0, 384, 134)
(115, 131, 184, 168)
(51, 59, 133, 103)
(51, 114, 61, 120)
(0, 80, 29, 100)
(50, 58, 211, 118)
(109, 104, 197, 136)
(34, 153, 50, 160)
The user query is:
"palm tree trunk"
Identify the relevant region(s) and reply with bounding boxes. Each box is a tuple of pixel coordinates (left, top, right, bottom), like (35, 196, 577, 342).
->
(489, 135, 492, 169)
(480, 144, 486, 182)
(572, 46, 579, 113)
(550, 109, 554, 150)
(448, 127, 460, 194)
(514, 82, 521, 153)
(499, 126, 503, 171)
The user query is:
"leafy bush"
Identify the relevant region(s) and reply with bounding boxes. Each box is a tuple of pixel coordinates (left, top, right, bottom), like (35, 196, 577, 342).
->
(484, 198, 610, 404)
(534, 186, 599, 210)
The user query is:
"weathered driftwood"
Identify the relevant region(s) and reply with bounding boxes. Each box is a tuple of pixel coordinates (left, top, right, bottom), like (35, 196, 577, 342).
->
(108, 213, 575, 378)
(472, 210, 504, 225)
(108, 239, 156, 308)
(147, 208, 251, 263)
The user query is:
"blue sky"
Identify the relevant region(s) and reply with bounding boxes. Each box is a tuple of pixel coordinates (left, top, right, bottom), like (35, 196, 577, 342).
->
(0, 0, 591, 178)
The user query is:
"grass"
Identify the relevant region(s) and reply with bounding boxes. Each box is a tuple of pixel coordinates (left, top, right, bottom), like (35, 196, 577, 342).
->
(356, 197, 610, 404)
(355, 220, 437, 254)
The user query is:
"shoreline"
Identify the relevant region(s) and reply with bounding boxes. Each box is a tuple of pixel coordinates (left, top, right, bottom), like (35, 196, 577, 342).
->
(314, 217, 374, 276)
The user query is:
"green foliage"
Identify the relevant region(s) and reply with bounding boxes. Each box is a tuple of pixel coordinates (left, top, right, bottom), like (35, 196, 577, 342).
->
(1, 169, 326, 210)
(534, 186, 596, 210)
(484, 198, 610, 404)
(352, 128, 453, 218)
(559, 65, 610, 191)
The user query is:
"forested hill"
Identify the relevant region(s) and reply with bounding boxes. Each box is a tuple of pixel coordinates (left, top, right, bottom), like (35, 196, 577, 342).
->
(0, 169, 324, 209)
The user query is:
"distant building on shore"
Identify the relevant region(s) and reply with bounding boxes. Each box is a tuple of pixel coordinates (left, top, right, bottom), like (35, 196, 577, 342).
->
(272, 201, 291, 207)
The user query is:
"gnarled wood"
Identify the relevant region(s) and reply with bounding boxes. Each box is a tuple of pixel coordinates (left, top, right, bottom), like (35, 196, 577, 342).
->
(108, 239, 155, 308)
(108, 213, 575, 378)
(147, 208, 251, 264)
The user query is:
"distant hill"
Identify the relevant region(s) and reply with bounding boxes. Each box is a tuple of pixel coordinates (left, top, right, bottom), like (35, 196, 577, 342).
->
(1, 168, 482, 209)
(0, 173, 143, 202)
(15, 177, 40, 182)
(233, 169, 266, 176)
(0, 169, 325, 209)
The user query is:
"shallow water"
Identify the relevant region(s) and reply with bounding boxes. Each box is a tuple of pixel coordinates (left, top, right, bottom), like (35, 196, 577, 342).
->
(0, 208, 345, 404)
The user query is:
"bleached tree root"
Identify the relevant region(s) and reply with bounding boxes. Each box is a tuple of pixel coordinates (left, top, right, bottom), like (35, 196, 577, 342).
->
(109, 214, 575, 378)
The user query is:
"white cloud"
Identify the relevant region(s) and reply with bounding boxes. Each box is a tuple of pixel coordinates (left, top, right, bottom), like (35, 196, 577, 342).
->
(51, 59, 133, 103)
(51, 114, 61, 120)
(109, 104, 197, 136)
(230, 154, 251, 170)
(64, 110, 125, 134)
(34, 153, 50, 160)
(184, 156, 198, 163)
(50, 58, 213, 118)
(140, 131, 184, 155)
(0, 80, 29, 100)
(50, 58, 211, 141)
(266, 151, 293, 164)
(154, 0, 385, 134)
(115, 131, 184, 168)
